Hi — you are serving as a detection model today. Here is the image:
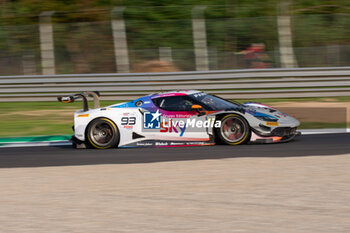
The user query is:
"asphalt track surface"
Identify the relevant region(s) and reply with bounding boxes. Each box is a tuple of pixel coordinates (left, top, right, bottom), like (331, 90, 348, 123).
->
(0, 133, 349, 168)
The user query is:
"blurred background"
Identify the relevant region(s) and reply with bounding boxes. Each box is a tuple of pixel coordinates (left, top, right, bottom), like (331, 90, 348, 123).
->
(0, 0, 349, 138)
(1, 0, 350, 75)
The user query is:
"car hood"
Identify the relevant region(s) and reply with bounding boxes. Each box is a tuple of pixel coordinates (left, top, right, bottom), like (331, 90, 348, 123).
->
(242, 102, 300, 126)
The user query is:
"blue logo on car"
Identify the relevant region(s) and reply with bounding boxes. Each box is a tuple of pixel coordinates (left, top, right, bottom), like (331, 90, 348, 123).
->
(143, 110, 161, 129)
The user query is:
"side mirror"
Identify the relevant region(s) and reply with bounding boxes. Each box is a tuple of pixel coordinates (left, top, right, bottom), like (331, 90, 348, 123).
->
(191, 104, 202, 110)
(191, 105, 205, 116)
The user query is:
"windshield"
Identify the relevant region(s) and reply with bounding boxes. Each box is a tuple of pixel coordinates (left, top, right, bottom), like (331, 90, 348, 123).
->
(189, 92, 241, 111)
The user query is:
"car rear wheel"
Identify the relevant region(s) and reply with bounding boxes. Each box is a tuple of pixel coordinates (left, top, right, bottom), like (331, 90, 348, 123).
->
(86, 118, 119, 149)
(216, 114, 251, 145)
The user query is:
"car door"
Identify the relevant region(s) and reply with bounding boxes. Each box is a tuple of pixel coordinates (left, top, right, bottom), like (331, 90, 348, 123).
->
(150, 95, 211, 142)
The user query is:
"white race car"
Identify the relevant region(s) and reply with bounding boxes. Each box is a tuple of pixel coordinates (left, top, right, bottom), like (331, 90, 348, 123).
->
(58, 90, 300, 149)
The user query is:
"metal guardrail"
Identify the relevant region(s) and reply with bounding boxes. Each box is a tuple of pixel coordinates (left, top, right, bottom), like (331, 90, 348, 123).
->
(1, 67, 350, 102)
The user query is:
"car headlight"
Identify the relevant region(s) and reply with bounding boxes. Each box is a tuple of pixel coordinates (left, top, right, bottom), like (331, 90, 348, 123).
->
(255, 116, 278, 122)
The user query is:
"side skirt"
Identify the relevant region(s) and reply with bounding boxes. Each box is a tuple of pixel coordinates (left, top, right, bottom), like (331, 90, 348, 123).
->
(120, 139, 215, 148)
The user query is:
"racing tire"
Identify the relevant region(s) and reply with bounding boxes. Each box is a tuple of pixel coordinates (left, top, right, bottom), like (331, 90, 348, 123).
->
(216, 114, 251, 145)
(86, 118, 119, 149)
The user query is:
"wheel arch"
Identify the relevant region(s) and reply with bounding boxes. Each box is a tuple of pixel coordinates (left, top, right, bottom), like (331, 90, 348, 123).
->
(213, 111, 251, 127)
(85, 116, 118, 136)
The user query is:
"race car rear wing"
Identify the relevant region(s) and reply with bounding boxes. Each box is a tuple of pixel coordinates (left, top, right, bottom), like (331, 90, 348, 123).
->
(57, 91, 100, 112)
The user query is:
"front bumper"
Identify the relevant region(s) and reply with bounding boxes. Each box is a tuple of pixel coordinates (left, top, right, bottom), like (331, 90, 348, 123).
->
(253, 125, 298, 137)
(250, 126, 300, 144)
(271, 127, 298, 137)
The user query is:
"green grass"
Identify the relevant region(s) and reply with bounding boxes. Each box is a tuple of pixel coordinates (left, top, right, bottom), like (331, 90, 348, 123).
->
(0, 120, 74, 137)
(0, 100, 121, 114)
(0, 100, 123, 137)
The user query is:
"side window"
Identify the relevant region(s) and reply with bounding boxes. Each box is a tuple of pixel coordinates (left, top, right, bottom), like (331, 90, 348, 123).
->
(152, 96, 195, 111)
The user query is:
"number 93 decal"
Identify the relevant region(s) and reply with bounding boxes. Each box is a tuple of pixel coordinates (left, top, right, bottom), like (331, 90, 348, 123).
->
(121, 117, 136, 125)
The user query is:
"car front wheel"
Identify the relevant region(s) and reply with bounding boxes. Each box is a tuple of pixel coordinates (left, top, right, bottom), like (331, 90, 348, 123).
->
(216, 114, 251, 145)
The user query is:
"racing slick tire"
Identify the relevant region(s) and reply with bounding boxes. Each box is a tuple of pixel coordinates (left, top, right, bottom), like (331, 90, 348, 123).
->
(86, 118, 120, 149)
(216, 114, 251, 145)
